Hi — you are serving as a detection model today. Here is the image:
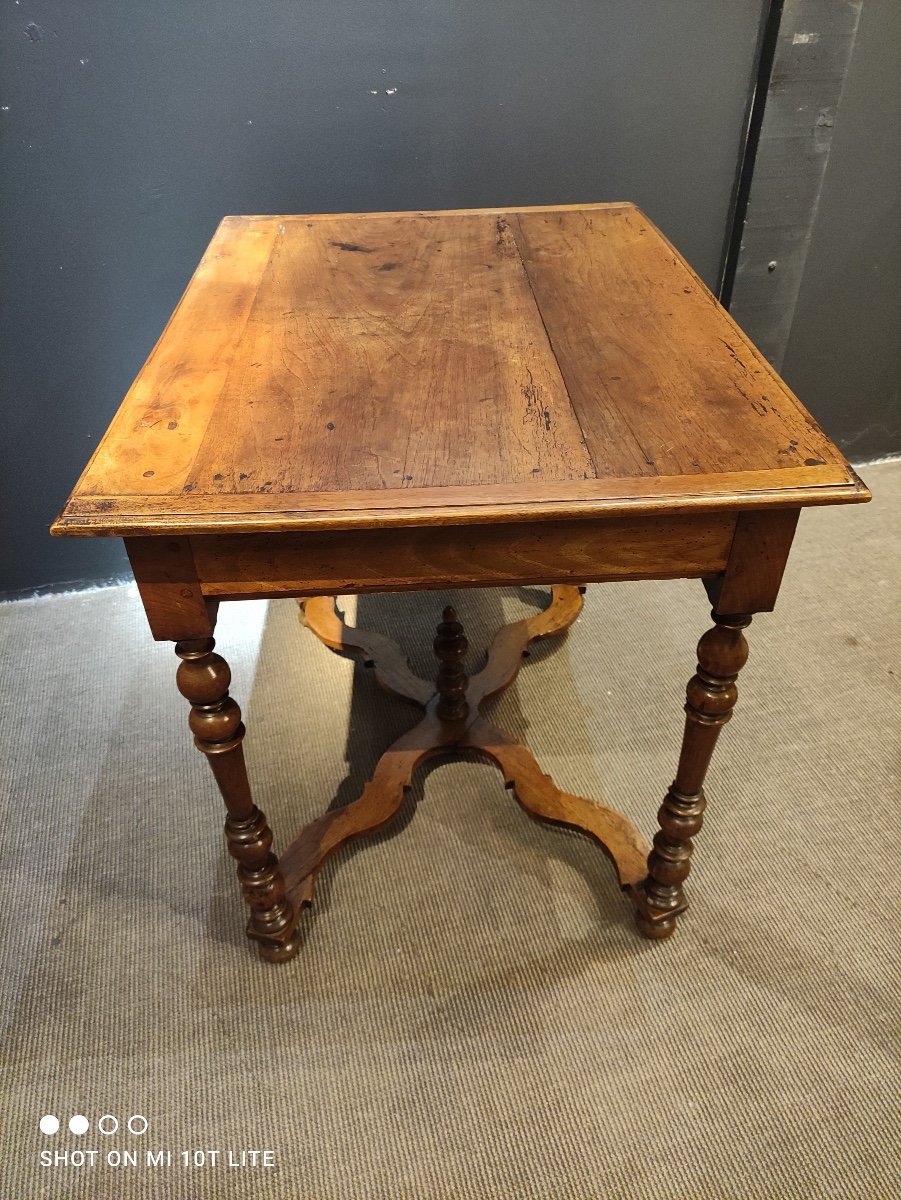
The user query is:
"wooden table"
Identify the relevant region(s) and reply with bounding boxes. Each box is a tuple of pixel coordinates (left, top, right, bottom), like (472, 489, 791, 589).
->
(53, 203, 870, 962)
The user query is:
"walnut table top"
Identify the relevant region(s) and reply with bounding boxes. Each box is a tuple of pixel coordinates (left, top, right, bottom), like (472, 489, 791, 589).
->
(52, 202, 866, 541)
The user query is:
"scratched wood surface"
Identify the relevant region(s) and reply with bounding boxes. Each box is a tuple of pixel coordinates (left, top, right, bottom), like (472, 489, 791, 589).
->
(53, 203, 867, 538)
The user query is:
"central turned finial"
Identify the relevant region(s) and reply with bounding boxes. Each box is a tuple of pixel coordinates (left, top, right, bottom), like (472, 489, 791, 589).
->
(434, 606, 469, 722)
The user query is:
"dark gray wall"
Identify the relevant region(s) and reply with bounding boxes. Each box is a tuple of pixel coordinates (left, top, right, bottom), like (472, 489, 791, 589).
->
(1, 1, 767, 594)
(727, 1, 864, 369)
(780, 0, 901, 459)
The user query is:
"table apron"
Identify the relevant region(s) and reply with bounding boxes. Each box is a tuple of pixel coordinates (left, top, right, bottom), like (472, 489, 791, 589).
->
(187, 514, 736, 598)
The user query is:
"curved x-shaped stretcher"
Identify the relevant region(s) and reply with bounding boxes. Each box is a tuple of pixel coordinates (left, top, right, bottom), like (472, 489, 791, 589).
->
(278, 588, 651, 923)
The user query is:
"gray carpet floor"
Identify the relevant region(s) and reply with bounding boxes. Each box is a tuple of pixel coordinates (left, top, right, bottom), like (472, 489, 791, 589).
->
(1, 461, 899, 1199)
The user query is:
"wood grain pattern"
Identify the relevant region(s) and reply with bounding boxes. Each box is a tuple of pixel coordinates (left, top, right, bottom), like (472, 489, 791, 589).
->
(514, 208, 850, 477)
(301, 597, 433, 706)
(188, 214, 594, 494)
(466, 720, 650, 888)
(55, 464, 864, 536)
(124, 537, 218, 640)
(78, 220, 280, 498)
(707, 508, 800, 615)
(467, 584, 585, 705)
(188, 513, 736, 598)
(52, 203, 868, 541)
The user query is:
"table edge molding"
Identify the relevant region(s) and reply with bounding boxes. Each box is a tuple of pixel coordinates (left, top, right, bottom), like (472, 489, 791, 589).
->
(52, 465, 869, 537)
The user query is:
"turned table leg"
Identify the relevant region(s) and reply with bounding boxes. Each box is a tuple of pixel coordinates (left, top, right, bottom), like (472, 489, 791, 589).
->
(635, 611, 751, 939)
(434, 607, 469, 722)
(174, 638, 300, 962)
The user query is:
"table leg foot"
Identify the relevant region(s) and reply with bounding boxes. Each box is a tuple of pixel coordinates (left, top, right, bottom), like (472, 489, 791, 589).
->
(632, 884, 687, 940)
(250, 926, 304, 963)
(634, 915, 677, 940)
